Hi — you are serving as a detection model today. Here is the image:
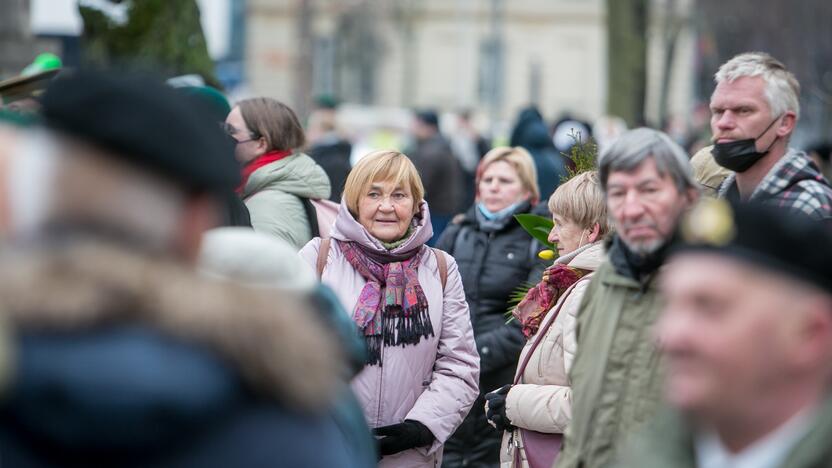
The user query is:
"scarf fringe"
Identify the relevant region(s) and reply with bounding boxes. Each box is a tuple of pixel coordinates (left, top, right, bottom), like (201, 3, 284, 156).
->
(364, 299, 435, 367)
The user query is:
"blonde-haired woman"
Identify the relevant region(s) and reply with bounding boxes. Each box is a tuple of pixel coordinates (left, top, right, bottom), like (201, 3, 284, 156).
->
(483, 171, 610, 468)
(437, 146, 549, 467)
(299, 150, 480, 467)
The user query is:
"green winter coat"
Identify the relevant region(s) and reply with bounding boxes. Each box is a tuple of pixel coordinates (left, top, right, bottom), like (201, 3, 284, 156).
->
(242, 152, 331, 249)
(616, 396, 832, 468)
(557, 242, 665, 468)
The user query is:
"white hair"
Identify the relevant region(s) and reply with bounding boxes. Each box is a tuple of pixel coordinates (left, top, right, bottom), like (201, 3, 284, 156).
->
(599, 127, 697, 194)
(714, 52, 801, 119)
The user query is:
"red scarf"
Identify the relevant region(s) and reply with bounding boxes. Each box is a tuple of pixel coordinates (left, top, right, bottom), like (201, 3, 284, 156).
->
(236, 149, 293, 194)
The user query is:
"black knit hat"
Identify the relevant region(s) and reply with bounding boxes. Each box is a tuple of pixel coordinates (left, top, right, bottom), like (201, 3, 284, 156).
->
(40, 69, 239, 192)
(675, 199, 832, 294)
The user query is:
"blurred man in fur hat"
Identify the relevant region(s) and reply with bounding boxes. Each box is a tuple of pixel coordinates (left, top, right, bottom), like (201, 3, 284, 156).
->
(620, 200, 832, 468)
(0, 70, 369, 468)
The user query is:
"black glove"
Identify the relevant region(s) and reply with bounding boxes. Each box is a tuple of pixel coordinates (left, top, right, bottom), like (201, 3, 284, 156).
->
(484, 384, 514, 432)
(373, 420, 435, 456)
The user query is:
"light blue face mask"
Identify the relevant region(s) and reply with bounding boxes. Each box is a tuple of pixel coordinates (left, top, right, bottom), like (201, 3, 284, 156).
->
(477, 201, 524, 221)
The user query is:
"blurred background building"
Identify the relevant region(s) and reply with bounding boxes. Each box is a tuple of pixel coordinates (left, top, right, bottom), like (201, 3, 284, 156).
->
(2, 0, 830, 148)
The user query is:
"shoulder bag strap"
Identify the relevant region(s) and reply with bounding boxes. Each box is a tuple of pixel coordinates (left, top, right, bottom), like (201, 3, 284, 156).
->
(513, 276, 591, 385)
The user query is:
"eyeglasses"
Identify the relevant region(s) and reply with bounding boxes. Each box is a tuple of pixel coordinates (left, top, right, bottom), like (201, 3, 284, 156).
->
(220, 122, 261, 143)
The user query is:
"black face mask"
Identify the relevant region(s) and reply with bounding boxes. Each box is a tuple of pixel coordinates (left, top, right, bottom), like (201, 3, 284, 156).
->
(711, 116, 782, 173)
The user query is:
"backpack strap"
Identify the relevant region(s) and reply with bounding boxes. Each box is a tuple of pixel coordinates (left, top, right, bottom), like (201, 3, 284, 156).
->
(300, 197, 321, 239)
(316, 238, 332, 279)
(431, 248, 448, 291)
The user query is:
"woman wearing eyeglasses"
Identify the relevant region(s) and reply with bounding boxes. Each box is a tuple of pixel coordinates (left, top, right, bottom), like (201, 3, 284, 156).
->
(225, 98, 330, 249)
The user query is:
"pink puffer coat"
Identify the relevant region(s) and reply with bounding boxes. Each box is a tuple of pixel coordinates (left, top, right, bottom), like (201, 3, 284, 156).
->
(299, 201, 480, 467)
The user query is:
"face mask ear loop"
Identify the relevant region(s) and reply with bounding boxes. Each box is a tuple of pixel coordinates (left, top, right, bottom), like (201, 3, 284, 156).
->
(577, 230, 586, 250)
(757, 114, 783, 153)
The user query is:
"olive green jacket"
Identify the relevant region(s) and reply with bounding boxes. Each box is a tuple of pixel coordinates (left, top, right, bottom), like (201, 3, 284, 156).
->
(617, 396, 832, 468)
(242, 152, 331, 250)
(556, 249, 665, 468)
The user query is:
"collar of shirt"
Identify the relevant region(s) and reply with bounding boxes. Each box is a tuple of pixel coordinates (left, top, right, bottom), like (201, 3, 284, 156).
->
(694, 406, 815, 468)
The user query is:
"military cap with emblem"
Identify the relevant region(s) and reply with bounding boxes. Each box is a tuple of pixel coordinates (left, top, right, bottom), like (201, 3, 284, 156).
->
(40, 69, 239, 192)
(676, 198, 832, 294)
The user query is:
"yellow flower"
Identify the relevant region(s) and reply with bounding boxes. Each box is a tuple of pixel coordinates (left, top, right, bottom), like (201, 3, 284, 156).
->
(538, 249, 556, 260)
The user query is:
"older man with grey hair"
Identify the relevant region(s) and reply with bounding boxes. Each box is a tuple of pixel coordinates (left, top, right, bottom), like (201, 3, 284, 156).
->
(710, 52, 832, 221)
(557, 127, 699, 468)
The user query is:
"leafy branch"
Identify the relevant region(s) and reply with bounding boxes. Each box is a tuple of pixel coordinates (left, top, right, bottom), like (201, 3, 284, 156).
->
(561, 130, 598, 183)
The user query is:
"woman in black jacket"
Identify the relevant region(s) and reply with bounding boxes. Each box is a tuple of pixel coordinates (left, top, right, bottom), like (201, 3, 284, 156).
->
(438, 147, 549, 467)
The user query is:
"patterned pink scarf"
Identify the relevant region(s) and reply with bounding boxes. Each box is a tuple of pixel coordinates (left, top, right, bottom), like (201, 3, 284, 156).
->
(513, 264, 587, 339)
(338, 241, 434, 366)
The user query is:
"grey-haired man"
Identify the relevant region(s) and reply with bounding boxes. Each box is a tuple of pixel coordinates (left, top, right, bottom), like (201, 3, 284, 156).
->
(557, 128, 699, 468)
(710, 52, 832, 221)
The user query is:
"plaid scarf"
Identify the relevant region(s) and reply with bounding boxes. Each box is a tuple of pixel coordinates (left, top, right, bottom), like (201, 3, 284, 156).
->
(339, 241, 434, 366)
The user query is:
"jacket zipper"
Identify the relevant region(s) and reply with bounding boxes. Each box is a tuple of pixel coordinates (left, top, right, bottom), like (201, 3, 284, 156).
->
(477, 232, 495, 301)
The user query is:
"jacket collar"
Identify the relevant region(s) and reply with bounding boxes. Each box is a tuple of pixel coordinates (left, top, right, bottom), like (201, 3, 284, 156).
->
(556, 241, 605, 272)
(719, 148, 824, 202)
(330, 199, 434, 261)
(0, 240, 342, 409)
(629, 395, 832, 468)
(604, 235, 672, 289)
(242, 151, 331, 200)
(237, 149, 293, 194)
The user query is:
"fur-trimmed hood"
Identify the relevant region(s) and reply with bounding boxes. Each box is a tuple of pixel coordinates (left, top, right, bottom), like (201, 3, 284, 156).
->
(0, 241, 341, 411)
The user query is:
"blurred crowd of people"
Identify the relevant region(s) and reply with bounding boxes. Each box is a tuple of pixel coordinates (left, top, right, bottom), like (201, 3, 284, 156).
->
(0, 47, 831, 468)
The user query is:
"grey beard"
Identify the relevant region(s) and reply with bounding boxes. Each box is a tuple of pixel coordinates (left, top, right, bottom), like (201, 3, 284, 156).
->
(621, 237, 666, 257)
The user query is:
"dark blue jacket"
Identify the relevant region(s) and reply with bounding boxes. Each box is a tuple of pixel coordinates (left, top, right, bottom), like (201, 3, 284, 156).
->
(0, 243, 374, 468)
(0, 328, 359, 468)
(510, 107, 572, 200)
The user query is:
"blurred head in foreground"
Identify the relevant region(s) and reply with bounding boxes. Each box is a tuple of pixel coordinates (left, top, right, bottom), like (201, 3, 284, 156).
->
(659, 199, 832, 450)
(10, 69, 239, 261)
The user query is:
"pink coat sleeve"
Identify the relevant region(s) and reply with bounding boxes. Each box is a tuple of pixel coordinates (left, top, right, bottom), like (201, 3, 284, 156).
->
(406, 251, 480, 455)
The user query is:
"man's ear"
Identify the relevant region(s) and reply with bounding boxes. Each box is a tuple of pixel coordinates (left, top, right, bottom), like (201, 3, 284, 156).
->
(776, 111, 797, 138)
(788, 293, 832, 373)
